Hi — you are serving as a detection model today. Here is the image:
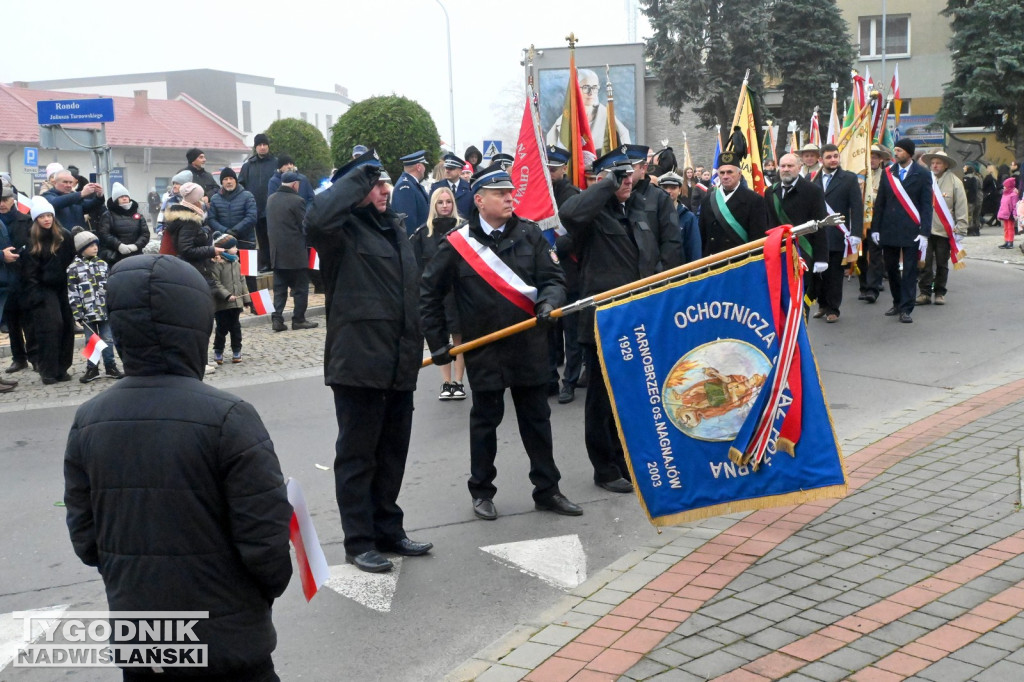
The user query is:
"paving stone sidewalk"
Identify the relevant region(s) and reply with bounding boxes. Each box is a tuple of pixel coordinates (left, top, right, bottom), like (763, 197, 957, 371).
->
(450, 369, 1024, 681)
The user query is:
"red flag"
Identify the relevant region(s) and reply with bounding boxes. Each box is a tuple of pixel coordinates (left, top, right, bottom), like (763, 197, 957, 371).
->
(286, 479, 330, 602)
(251, 289, 275, 315)
(238, 249, 258, 277)
(558, 49, 597, 188)
(81, 333, 107, 365)
(308, 248, 320, 271)
(510, 93, 560, 233)
(809, 110, 821, 146)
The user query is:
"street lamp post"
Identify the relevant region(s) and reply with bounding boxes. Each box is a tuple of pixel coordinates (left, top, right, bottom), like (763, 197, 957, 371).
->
(435, 0, 456, 152)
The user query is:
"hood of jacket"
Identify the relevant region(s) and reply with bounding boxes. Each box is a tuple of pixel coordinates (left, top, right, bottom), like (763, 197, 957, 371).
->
(106, 197, 140, 216)
(1004, 177, 1018, 191)
(163, 202, 205, 233)
(107, 255, 213, 379)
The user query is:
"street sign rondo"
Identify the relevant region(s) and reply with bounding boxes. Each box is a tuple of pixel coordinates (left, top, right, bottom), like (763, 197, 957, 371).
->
(37, 98, 115, 125)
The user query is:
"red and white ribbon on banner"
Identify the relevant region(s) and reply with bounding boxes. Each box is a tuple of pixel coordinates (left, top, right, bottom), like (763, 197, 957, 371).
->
(447, 226, 538, 316)
(931, 175, 966, 270)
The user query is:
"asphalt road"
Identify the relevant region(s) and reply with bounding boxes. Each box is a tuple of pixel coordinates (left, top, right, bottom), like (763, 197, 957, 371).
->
(2, 259, 1023, 681)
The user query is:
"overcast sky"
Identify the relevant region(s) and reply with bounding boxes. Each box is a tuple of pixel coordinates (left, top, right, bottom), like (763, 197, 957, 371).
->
(3, 0, 650, 155)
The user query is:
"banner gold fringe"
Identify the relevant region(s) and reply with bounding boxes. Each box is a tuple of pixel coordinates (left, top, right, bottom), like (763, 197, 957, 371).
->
(649, 483, 849, 527)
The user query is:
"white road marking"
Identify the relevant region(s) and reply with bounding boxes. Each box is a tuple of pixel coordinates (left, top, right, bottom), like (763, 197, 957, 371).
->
(0, 605, 69, 671)
(323, 559, 403, 613)
(481, 534, 587, 589)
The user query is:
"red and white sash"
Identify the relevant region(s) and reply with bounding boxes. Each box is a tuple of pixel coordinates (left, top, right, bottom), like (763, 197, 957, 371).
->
(695, 182, 708, 192)
(447, 225, 538, 316)
(825, 200, 859, 263)
(885, 166, 921, 225)
(931, 174, 966, 269)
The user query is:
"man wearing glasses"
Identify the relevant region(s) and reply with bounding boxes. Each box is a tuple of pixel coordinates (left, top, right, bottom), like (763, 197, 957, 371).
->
(546, 69, 631, 154)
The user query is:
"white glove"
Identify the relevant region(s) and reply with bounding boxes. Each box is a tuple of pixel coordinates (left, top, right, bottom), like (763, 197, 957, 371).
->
(850, 236, 862, 249)
(813, 262, 828, 274)
(871, 232, 880, 245)
(117, 243, 133, 255)
(128, 244, 139, 253)
(915, 235, 928, 250)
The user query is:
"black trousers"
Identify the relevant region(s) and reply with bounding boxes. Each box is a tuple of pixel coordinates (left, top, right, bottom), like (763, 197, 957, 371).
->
(468, 384, 561, 502)
(883, 244, 919, 314)
(816, 250, 847, 315)
(332, 385, 412, 555)
(857, 237, 885, 296)
(33, 289, 74, 380)
(254, 217, 270, 271)
(561, 310, 583, 388)
(213, 308, 242, 353)
(4, 298, 36, 364)
(583, 344, 629, 483)
(272, 269, 309, 321)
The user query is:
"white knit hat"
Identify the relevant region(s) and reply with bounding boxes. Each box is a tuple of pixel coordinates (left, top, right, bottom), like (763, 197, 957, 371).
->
(111, 182, 131, 201)
(45, 162, 64, 179)
(30, 196, 55, 220)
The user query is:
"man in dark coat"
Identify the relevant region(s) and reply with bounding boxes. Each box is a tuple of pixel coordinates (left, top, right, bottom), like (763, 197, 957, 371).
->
(1, 182, 36, 374)
(180, 148, 220, 200)
(698, 151, 768, 257)
(304, 149, 432, 573)
(391, 150, 430, 236)
(209, 167, 258, 296)
(623, 144, 681, 256)
(421, 163, 582, 522)
(559, 149, 682, 495)
(766, 153, 829, 317)
(429, 152, 474, 218)
(42, 170, 104, 230)
(239, 133, 279, 273)
(64, 255, 293, 680)
(266, 172, 317, 332)
(869, 138, 933, 323)
(812, 144, 864, 321)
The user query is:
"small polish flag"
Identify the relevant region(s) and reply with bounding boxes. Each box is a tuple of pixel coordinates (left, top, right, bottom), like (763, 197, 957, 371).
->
(286, 478, 330, 602)
(251, 289, 275, 315)
(238, 250, 259, 277)
(308, 248, 320, 271)
(81, 334, 107, 365)
(16, 192, 32, 215)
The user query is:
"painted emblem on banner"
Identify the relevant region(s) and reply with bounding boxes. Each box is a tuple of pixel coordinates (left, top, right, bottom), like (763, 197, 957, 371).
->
(662, 340, 771, 441)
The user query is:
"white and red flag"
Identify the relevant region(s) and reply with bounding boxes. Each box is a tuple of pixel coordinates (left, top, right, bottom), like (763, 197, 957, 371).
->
(81, 334, 107, 365)
(251, 289, 275, 315)
(286, 478, 330, 602)
(891, 64, 903, 126)
(308, 248, 320, 271)
(809, 110, 821, 146)
(827, 94, 840, 145)
(238, 250, 258, 277)
(510, 90, 561, 235)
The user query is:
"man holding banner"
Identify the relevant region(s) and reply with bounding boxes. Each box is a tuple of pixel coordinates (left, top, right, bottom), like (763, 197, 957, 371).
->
(421, 163, 582, 521)
(697, 151, 767, 258)
(559, 149, 681, 494)
(869, 138, 933, 324)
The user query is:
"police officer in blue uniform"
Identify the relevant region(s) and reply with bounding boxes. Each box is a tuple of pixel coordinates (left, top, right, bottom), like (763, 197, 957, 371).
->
(430, 153, 474, 218)
(391, 150, 430, 236)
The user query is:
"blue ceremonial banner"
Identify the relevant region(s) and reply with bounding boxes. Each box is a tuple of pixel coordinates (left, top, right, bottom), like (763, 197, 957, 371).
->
(595, 255, 847, 526)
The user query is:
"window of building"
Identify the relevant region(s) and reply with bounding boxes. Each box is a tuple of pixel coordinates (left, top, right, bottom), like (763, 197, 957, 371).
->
(242, 101, 252, 132)
(301, 112, 308, 122)
(859, 15, 910, 58)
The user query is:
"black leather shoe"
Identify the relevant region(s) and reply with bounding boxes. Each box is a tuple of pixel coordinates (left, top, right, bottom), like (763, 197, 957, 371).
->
(56, 372, 73, 382)
(899, 312, 913, 323)
(345, 550, 393, 573)
(884, 306, 899, 317)
(5, 360, 27, 373)
(864, 294, 877, 303)
(473, 498, 497, 520)
(378, 538, 433, 556)
(857, 293, 868, 301)
(558, 385, 575, 404)
(597, 477, 634, 494)
(535, 493, 583, 516)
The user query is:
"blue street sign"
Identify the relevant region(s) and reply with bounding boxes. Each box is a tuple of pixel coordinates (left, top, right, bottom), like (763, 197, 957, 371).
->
(37, 98, 115, 125)
(110, 168, 125, 186)
(482, 140, 502, 160)
(23, 147, 38, 168)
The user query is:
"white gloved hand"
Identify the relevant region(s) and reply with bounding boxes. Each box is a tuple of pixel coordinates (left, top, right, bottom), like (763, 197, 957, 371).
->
(813, 262, 828, 274)
(850, 236, 862, 249)
(127, 244, 139, 253)
(915, 235, 928, 250)
(871, 232, 881, 245)
(117, 243, 133, 255)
